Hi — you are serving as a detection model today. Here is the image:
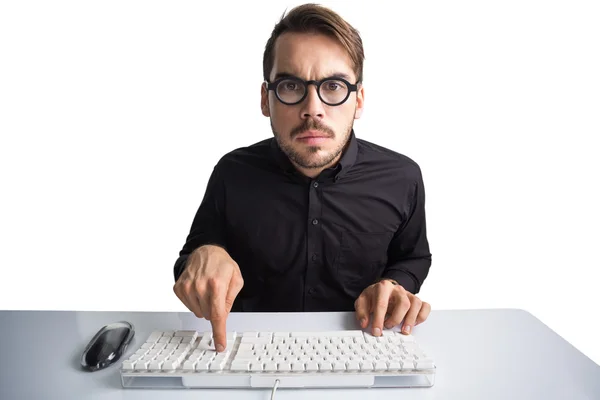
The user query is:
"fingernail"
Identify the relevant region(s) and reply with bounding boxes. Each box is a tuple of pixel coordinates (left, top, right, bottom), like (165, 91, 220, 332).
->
(403, 325, 411, 334)
(216, 344, 224, 352)
(373, 327, 381, 336)
(360, 318, 367, 326)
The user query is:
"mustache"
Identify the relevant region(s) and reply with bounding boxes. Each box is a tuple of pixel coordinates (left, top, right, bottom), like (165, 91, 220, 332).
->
(291, 120, 335, 138)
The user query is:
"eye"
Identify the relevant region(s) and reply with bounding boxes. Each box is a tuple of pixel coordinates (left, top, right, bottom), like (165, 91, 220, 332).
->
(277, 79, 302, 92)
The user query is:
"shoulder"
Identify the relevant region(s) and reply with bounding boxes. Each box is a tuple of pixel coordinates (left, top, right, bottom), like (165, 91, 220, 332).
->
(355, 138, 423, 181)
(213, 138, 275, 174)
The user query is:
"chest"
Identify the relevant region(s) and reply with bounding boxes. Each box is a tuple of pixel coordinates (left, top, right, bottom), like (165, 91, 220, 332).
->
(223, 172, 410, 267)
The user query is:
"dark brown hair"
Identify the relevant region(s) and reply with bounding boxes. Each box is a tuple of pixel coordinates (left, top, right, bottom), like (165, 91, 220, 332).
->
(262, 3, 365, 83)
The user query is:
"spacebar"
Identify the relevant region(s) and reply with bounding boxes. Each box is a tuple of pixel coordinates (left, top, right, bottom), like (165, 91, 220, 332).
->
(251, 374, 374, 388)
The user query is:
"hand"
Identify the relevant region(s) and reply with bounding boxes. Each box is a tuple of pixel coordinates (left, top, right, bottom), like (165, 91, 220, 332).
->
(173, 245, 244, 352)
(354, 279, 431, 336)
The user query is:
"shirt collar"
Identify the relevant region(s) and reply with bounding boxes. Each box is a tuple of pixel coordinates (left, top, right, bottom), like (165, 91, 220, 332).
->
(270, 129, 359, 182)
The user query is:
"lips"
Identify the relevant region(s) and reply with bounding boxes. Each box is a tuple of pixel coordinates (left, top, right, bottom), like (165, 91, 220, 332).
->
(295, 130, 331, 139)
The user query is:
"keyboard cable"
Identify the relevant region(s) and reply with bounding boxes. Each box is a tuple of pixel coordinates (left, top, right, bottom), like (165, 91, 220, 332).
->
(270, 379, 280, 400)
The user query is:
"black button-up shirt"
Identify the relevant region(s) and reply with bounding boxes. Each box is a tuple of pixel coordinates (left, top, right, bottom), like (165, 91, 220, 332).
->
(173, 131, 432, 312)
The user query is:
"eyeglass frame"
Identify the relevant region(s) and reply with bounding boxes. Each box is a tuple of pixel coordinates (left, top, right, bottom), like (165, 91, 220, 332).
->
(265, 75, 359, 106)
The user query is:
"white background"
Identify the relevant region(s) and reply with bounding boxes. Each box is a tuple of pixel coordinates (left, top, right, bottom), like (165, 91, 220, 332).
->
(1, 0, 599, 365)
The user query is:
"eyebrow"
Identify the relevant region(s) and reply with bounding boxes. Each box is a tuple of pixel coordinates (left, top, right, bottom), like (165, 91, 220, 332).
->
(272, 72, 353, 81)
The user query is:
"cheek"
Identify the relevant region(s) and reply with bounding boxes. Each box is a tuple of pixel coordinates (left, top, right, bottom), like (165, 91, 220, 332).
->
(270, 105, 297, 130)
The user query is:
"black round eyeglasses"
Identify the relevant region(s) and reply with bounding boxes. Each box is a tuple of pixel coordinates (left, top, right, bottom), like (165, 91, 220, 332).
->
(266, 76, 359, 106)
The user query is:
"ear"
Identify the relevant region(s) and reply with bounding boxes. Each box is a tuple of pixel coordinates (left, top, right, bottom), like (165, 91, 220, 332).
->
(354, 84, 364, 119)
(261, 82, 271, 117)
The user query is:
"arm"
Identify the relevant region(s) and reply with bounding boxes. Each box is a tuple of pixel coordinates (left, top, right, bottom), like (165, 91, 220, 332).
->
(173, 163, 227, 282)
(381, 166, 432, 294)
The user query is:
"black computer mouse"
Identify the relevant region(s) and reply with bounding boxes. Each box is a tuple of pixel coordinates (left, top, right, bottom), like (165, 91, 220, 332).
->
(81, 321, 135, 371)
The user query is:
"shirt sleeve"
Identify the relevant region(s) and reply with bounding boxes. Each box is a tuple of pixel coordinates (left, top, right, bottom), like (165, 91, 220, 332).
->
(382, 166, 432, 294)
(173, 163, 228, 282)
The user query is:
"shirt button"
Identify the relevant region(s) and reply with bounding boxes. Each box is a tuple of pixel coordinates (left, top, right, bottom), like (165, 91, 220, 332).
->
(307, 287, 315, 295)
(312, 219, 318, 225)
(311, 253, 318, 261)
(313, 182, 319, 188)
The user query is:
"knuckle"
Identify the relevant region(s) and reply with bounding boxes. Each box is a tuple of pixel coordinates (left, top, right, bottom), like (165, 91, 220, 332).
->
(394, 285, 406, 295)
(206, 277, 222, 291)
(211, 310, 224, 321)
(376, 299, 388, 309)
(235, 275, 244, 289)
(400, 298, 411, 312)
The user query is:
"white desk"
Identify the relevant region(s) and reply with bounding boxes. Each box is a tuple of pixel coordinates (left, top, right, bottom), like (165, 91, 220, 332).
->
(0, 309, 598, 399)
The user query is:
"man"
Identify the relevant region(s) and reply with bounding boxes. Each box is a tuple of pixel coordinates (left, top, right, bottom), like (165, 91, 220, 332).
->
(173, 3, 432, 353)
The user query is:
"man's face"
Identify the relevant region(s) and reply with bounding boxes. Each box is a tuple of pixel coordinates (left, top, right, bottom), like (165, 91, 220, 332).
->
(261, 32, 364, 174)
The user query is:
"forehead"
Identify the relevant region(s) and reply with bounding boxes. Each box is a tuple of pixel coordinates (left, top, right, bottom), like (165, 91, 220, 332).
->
(271, 32, 355, 81)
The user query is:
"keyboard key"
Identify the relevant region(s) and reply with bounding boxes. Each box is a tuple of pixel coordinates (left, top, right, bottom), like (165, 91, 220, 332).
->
(291, 362, 304, 371)
(250, 363, 263, 372)
(241, 337, 271, 344)
(347, 361, 360, 371)
(306, 362, 319, 371)
(175, 330, 197, 337)
(416, 358, 435, 369)
(182, 360, 196, 370)
(333, 361, 346, 371)
(147, 331, 163, 343)
(278, 363, 291, 372)
(388, 361, 401, 370)
(374, 361, 387, 371)
(263, 362, 277, 372)
(231, 362, 249, 371)
(195, 362, 210, 371)
(122, 361, 136, 370)
(360, 361, 373, 371)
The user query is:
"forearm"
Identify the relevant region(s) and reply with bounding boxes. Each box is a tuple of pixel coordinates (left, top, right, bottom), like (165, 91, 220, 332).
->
(174, 163, 227, 282)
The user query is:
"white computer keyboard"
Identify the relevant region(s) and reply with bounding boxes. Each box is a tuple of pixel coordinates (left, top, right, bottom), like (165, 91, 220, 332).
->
(120, 329, 436, 389)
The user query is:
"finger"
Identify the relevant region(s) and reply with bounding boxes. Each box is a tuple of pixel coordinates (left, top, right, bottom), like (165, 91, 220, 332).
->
(400, 296, 422, 334)
(415, 301, 431, 325)
(384, 290, 411, 330)
(174, 281, 204, 319)
(354, 293, 370, 329)
(370, 283, 393, 336)
(225, 269, 244, 314)
(207, 280, 228, 352)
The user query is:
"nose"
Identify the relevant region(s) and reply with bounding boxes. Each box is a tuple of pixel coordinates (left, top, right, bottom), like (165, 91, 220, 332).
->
(300, 84, 325, 119)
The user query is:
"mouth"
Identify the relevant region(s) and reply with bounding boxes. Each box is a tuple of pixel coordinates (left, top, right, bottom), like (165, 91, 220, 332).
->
(295, 130, 332, 144)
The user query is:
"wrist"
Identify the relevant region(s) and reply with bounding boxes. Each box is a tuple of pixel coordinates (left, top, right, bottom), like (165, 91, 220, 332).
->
(376, 277, 399, 286)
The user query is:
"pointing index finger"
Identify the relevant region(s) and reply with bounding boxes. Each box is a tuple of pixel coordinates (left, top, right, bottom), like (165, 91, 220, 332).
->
(209, 287, 228, 352)
(371, 284, 392, 336)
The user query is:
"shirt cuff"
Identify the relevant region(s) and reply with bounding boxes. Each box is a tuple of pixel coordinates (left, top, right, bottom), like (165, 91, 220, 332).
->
(381, 270, 418, 294)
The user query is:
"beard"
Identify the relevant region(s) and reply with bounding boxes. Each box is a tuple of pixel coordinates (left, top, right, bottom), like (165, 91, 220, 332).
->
(271, 118, 354, 169)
